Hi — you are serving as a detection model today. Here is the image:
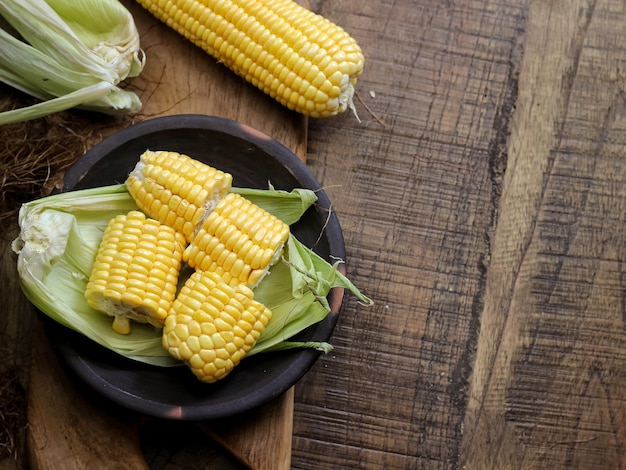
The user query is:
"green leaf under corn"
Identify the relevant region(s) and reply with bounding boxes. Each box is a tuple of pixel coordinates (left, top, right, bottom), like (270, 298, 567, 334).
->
(249, 235, 373, 355)
(232, 185, 318, 226)
(11, 185, 171, 364)
(12, 183, 370, 367)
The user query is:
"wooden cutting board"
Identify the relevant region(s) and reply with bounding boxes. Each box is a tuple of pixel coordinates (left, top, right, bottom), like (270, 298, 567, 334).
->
(26, 1, 308, 469)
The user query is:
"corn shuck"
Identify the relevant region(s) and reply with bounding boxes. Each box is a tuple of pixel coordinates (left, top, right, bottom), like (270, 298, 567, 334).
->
(0, 0, 145, 125)
(135, 0, 364, 118)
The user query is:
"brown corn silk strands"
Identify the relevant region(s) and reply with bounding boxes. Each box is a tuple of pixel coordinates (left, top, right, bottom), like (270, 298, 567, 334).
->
(0, 359, 25, 461)
(0, 87, 125, 226)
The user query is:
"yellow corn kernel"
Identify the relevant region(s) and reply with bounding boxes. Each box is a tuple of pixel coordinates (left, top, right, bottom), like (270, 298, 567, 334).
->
(126, 150, 233, 243)
(163, 270, 272, 383)
(183, 192, 289, 287)
(135, 0, 364, 118)
(85, 211, 186, 334)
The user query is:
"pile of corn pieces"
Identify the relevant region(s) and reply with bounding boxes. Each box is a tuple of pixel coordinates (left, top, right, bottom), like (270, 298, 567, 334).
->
(85, 150, 292, 383)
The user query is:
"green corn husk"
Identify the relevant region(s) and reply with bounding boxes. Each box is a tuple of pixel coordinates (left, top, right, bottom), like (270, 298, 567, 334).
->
(0, 0, 144, 125)
(12, 183, 371, 367)
(250, 234, 371, 355)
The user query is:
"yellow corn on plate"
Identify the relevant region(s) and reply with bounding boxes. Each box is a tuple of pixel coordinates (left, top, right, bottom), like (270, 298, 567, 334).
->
(163, 270, 272, 382)
(183, 192, 289, 287)
(85, 210, 187, 334)
(126, 150, 232, 243)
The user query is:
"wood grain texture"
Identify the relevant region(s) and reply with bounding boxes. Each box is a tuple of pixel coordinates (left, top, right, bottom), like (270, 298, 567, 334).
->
(0, 228, 34, 470)
(292, 0, 525, 468)
(198, 388, 294, 470)
(460, 0, 626, 468)
(293, 0, 626, 468)
(27, 321, 149, 470)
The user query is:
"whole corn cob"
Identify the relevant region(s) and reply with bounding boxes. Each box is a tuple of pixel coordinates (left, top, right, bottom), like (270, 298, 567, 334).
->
(126, 150, 232, 243)
(135, 0, 364, 118)
(183, 192, 290, 287)
(163, 270, 272, 382)
(85, 210, 186, 334)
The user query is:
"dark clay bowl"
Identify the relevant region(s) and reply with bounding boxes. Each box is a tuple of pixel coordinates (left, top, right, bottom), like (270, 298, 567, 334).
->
(47, 114, 345, 420)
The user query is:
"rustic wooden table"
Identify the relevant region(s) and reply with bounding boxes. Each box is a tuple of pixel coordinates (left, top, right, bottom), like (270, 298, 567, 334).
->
(2, 0, 626, 468)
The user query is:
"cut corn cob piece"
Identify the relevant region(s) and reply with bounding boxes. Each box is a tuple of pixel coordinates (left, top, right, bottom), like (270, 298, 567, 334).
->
(135, 0, 364, 118)
(126, 150, 233, 243)
(183, 192, 290, 287)
(163, 270, 272, 382)
(85, 210, 186, 335)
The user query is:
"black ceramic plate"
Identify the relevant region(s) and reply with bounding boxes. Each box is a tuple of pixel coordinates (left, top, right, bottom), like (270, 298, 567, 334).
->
(47, 114, 345, 420)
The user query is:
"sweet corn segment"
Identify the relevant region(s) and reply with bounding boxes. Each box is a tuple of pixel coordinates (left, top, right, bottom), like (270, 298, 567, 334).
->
(183, 192, 289, 287)
(163, 270, 272, 382)
(135, 0, 364, 117)
(85, 211, 186, 334)
(126, 150, 232, 243)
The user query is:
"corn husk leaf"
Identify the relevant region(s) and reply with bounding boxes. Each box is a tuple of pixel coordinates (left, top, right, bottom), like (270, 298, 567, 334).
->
(0, 81, 125, 125)
(249, 235, 372, 355)
(0, 0, 144, 125)
(232, 184, 317, 226)
(11, 185, 171, 363)
(12, 183, 371, 367)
